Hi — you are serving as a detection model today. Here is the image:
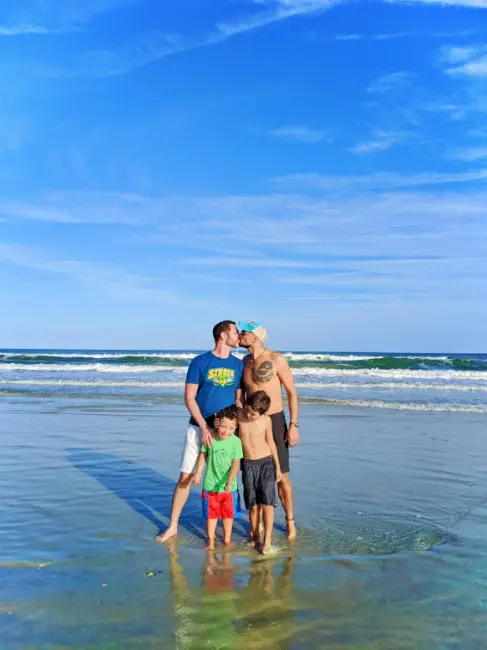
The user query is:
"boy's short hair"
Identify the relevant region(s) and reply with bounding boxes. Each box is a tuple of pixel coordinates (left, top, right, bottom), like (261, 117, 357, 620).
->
(217, 404, 238, 421)
(246, 391, 271, 415)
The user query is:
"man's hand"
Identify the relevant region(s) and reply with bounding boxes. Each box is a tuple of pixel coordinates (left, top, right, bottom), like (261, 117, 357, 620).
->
(286, 424, 299, 448)
(193, 473, 202, 484)
(276, 470, 283, 483)
(225, 480, 233, 492)
(201, 423, 214, 447)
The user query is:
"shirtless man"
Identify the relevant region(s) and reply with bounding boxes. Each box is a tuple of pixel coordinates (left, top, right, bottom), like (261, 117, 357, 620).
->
(239, 321, 299, 541)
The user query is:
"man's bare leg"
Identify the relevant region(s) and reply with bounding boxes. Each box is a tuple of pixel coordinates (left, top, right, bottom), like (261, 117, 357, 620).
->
(278, 474, 296, 541)
(222, 518, 234, 546)
(261, 505, 275, 554)
(206, 518, 218, 550)
(248, 506, 261, 547)
(156, 472, 193, 543)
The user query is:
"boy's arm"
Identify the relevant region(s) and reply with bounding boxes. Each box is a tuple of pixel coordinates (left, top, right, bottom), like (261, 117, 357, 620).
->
(265, 419, 282, 482)
(192, 451, 207, 484)
(225, 459, 241, 492)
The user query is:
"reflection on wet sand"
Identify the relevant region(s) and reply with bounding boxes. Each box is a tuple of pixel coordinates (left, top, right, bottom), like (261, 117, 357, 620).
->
(168, 538, 301, 649)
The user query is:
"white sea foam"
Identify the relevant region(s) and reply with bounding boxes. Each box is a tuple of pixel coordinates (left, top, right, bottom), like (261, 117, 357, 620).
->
(304, 397, 487, 414)
(0, 379, 185, 388)
(2, 378, 487, 393)
(296, 381, 487, 392)
(2, 363, 487, 383)
(284, 353, 379, 361)
(291, 367, 487, 381)
(284, 353, 451, 362)
(0, 352, 198, 360)
(0, 363, 187, 373)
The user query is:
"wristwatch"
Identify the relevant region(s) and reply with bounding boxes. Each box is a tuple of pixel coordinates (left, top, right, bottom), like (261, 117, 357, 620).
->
(289, 421, 299, 427)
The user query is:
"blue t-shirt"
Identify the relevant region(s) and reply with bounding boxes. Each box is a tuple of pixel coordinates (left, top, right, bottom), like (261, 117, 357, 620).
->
(186, 351, 243, 426)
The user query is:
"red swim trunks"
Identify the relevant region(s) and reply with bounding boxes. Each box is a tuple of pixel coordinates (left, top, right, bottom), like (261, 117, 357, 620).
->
(202, 490, 241, 520)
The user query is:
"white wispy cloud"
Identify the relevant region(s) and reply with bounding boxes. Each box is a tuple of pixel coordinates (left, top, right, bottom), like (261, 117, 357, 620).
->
(448, 146, 487, 160)
(367, 71, 413, 94)
(0, 24, 73, 36)
(0, 242, 200, 307)
(349, 130, 405, 154)
(270, 169, 487, 190)
(336, 30, 480, 41)
(76, 0, 341, 76)
(0, 192, 150, 224)
(386, 0, 487, 7)
(442, 44, 487, 75)
(1, 0, 136, 33)
(269, 125, 328, 143)
(4, 178, 486, 307)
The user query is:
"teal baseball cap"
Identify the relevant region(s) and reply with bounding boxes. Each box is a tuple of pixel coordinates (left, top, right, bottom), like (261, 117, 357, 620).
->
(238, 321, 268, 343)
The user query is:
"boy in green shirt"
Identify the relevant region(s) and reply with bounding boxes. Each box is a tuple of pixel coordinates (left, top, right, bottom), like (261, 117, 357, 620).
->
(193, 405, 243, 549)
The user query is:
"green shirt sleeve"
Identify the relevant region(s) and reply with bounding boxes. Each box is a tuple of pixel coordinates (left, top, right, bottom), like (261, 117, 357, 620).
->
(233, 437, 243, 460)
(200, 444, 208, 453)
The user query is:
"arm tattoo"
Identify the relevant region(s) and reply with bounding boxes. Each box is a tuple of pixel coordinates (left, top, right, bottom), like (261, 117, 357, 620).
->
(254, 361, 275, 383)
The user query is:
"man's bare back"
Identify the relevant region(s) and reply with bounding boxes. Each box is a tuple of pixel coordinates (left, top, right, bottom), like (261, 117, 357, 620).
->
(242, 350, 286, 415)
(237, 408, 275, 460)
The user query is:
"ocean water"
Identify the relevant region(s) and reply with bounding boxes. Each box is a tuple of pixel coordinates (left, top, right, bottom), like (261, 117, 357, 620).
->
(1, 350, 487, 649)
(1, 348, 487, 413)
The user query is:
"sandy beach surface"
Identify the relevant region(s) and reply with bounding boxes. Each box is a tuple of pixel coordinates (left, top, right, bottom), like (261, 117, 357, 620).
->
(2, 395, 487, 649)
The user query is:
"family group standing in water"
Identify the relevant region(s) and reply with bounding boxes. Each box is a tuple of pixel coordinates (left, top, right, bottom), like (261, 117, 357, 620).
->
(157, 320, 299, 553)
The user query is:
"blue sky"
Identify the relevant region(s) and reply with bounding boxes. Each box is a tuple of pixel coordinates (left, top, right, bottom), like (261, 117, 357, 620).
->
(1, 0, 486, 352)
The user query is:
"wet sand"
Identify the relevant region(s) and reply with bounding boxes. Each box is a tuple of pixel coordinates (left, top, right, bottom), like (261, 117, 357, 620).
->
(1, 397, 487, 649)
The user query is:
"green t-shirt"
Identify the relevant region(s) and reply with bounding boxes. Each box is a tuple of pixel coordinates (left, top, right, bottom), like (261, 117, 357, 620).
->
(201, 434, 243, 493)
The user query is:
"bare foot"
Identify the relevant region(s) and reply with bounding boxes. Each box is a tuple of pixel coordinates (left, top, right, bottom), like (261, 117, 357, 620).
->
(156, 525, 178, 543)
(223, 540, 233, 548)
(286, 518, 296, 541)
(206, 539, 216, 551)
(261, 543, 272, 555)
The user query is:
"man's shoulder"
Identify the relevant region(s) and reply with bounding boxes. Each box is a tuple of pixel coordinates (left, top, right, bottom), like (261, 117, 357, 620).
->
(267, 350, 287, 365)
(190, 350, 212, 364)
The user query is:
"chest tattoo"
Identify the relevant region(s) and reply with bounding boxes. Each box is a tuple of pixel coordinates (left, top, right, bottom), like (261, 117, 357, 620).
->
(253, 361, 275, 383)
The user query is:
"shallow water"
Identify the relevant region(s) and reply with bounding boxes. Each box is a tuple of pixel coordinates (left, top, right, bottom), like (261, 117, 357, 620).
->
(1, 397, 487, 649)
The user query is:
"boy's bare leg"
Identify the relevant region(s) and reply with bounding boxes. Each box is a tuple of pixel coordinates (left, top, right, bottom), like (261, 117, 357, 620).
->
(206, 518, 218, 550)
(222, 518, 234, 546)
(261, 505, 275, 554)
(248, 505, 264, 540)
(156, 472, 193, 543)
(277, 474, 296, 541)
(248, 507, 261, 547)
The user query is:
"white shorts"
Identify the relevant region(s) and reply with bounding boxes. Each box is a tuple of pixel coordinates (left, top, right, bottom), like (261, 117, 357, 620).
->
(180, 423, 202, 474)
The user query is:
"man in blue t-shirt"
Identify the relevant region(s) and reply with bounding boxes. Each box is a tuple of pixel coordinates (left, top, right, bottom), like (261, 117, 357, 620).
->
(157, 320, 243, 543)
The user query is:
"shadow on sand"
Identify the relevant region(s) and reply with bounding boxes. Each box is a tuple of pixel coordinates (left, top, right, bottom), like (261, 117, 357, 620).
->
(66, 448, 213, 541)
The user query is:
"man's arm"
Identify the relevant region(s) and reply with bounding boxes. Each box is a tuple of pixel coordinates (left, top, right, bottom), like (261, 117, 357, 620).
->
(184, 383, 214, 447)
(235, 389, 244, 409)
(276, 354, 299, 447)
(265, 419, 282, 482)
(192, 450, 207, 484)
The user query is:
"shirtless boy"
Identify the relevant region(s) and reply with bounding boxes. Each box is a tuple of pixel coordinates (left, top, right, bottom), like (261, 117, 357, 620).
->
(238, 390, 282, 554)
(239, 321, 299, 541)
